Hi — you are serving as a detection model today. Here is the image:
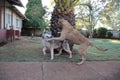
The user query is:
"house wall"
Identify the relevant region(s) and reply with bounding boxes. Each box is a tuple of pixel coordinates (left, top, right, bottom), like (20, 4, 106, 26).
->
(13, 12, 22, 32)
(0, 8, 1, 29)
(1, 8, 22, 32)
(0, 0, 4, 29)
(109, 30, 120, 38)
(0, 0, 10, 29)
(0, 0, 6, 42)
(0, 0, 24, 42)
(21, 28, 41, 36)
(0, 8, 4, 29)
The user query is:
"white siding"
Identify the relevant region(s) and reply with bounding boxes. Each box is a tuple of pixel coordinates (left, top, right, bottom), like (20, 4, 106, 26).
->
(1, 8, 23, 32)
(5, 8, 12, 29)
(13, 14, 22, 32)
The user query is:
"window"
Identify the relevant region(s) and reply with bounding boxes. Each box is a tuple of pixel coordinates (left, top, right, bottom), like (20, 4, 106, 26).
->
(16, 18, 19, 28)
(6, 13, 11, 24)
(6, 13, 11, 28)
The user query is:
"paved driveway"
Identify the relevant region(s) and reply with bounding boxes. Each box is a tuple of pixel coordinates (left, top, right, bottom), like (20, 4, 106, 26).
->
(0, 61, 120, 80)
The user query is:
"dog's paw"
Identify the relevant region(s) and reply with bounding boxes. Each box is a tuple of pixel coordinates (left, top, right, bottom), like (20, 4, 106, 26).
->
(55, 53, 61, 56)
(50, 58, 54, 60)
(77, 61, 84, 65)
(69, 55, 72, 59)
(77, 62, 83, 65)
(43, 53, 46, 55)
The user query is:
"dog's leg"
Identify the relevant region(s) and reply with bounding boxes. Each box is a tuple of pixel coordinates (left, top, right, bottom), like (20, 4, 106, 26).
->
(67, 50, 72, 59)
(43, 47, 47, 55)
(64, 49, 72, 58)
(77, 54, 86, 65)
(77, 44, 88, 65)
(62, 40, 72, 58)
(50, 47, 54, 60)
(67, 43, 72, 59)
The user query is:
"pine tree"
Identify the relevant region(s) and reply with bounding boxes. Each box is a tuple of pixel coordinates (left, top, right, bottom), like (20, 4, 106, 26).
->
(24, 0, 45, 30)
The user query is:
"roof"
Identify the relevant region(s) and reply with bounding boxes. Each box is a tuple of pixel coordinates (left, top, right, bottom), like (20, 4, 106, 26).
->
(7, 0, 25, 19)
(12, 6, 26, 19)
(7, 0, 24, 7)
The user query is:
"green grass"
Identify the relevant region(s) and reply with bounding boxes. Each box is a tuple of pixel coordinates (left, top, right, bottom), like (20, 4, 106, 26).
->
(74, 39, 120, 61)
(0, 37, 120, 62)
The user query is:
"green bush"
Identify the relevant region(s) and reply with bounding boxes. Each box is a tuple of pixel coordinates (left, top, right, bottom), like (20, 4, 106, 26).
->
(106, 31, 113, 38)
(93, 29, 97, 37)
(97, 27, 107, 38)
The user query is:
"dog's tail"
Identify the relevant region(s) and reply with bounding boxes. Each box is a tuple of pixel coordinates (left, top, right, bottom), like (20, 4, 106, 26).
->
(90, 43, 108, 51)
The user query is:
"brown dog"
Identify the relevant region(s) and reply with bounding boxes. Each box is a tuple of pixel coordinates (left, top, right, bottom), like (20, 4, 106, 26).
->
(47, 18, 108, 64)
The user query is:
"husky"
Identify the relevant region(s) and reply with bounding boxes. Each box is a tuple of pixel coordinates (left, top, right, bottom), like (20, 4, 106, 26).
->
(47, 18, 108, 64)
(42, 29, 72, 60)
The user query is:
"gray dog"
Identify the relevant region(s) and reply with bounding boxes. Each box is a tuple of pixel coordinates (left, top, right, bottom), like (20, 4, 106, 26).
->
(42, 29, 72, 60)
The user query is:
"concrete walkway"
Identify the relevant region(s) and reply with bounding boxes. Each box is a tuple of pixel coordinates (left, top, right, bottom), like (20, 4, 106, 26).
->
(0, 61, 120, 80)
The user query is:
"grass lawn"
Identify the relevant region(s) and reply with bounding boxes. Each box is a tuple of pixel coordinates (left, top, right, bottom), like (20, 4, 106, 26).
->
(0, 36, 120, 62)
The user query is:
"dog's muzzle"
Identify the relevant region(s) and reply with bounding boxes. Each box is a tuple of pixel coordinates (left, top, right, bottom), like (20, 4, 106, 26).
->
(42, 34, 53, 39)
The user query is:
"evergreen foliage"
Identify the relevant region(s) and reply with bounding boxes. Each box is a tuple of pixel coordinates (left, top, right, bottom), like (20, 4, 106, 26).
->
(23, 0, 46, 30)
(97, 27, 107, 37)
(106, 31, 113, 38)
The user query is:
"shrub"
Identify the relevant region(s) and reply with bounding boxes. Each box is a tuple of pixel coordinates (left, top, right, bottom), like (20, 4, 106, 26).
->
(106, 31, 113, 38)
(97, 27, 107, 38)
(93, 29, 97, 38)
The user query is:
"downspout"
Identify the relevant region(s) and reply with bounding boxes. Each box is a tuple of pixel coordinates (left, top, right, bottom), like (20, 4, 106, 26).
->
(11, 5, 15, 40)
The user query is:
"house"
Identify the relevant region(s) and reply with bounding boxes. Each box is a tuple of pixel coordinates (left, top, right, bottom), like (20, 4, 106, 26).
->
(109, 30, 120, 38)
(21, 26, 42, 36)
(0, 0, 25, 42)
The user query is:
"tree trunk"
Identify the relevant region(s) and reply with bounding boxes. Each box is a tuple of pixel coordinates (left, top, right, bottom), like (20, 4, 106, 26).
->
(50, 5, 76, 52)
